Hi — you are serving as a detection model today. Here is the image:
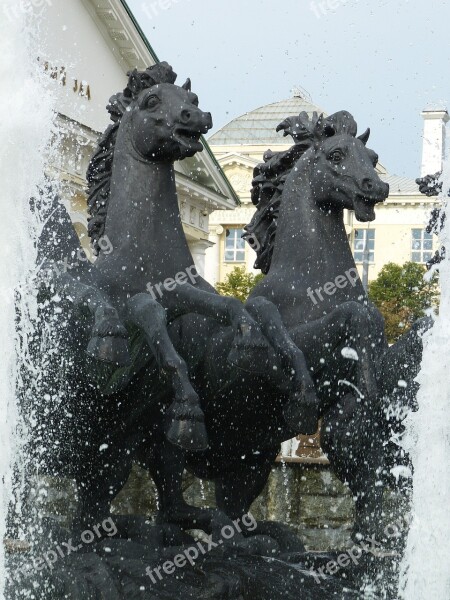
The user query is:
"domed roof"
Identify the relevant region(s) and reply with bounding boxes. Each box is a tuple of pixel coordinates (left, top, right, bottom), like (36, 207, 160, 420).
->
(208, 95, 326, 146)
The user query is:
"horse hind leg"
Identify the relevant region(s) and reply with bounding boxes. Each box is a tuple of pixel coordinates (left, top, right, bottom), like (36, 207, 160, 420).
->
(144, 439, 232, 536)
(215, 450, 306, 553)
(126, 294, 207, 451)
(87, 305, 130, 366)
(321, 394, 385, 540)
(335, 301, 383, 402)
(72, 439, 134, 533)
(245, 296, 319, 435)
(43, 264, 131, 367)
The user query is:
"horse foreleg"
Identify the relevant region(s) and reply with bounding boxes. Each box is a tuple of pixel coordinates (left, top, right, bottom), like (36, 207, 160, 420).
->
(245, 296, 319, 435)
(163, 283, 269, 373)
(290, 301, 384, 405)
(288, 303, 386, 540)
(338, 301, 385, 402)
(126, 293, 207, 451)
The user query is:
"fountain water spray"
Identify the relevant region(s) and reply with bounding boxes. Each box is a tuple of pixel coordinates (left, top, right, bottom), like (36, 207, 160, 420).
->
(399, 129, 450, 598)
(0, 1, 55, 595)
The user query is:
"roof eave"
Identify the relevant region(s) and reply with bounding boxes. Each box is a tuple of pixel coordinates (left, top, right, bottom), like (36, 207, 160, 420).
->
(119, 0, 159, 62)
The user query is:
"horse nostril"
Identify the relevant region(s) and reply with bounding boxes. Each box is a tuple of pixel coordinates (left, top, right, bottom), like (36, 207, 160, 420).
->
(362, 178, 374, 192)
(181, 110, 191, 124)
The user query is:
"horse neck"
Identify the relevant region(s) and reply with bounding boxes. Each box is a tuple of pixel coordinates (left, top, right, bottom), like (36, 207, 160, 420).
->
(269, 164, 364, 294)
(99, 120, 194, 281)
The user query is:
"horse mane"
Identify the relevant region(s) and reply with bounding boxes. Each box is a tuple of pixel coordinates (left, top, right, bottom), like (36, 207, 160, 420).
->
(86, 62, 177, 254)
(244, 110, 358, 273)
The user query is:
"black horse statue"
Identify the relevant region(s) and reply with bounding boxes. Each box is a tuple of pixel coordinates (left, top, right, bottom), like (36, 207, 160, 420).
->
(38, 92, 396, 543)
(245, 109, 433, 538)
(31, 63, 320, 537)
(244, 110, 390, 538)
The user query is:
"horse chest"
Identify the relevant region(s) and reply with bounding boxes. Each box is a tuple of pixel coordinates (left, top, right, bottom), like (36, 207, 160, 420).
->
(256, 275, 364, 327)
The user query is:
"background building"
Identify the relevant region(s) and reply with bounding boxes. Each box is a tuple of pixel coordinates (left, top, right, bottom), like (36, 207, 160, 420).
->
(205, 95, 448, 288)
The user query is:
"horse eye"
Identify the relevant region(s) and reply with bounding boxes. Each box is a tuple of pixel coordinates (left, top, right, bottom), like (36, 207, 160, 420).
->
(145, 95, 160, 109)
(329, 150, 343, 163)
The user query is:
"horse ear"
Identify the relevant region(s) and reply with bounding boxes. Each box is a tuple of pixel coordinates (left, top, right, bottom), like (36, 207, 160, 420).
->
(276, 119, 290, 136)
(182, 78, 191, 92)
(315, 113, 335, 138)
(127, 69, 143, 98)
(357, 128, 370, 145)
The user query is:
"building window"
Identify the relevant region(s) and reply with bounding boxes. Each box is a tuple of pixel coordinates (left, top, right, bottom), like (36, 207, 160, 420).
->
(353, 229, 375, 263)
(225, 228, 246, 262)
(411, 229, 433, 263)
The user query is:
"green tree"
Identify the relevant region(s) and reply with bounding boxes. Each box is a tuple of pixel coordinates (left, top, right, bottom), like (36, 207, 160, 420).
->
(216, 266, 265, 303)
(368, 261, 439, 343)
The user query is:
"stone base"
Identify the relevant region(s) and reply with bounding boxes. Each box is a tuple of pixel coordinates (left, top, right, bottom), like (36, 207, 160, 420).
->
(6, 517, 368, 600)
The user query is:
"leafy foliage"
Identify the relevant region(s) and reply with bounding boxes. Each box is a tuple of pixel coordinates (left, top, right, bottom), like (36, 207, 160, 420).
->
(368, 262, 439, 343)
(216, 267, 265, 303)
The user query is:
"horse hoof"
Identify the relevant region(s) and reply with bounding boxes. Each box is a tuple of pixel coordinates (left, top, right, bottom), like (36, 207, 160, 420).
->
(166, 400, 208, 451)
(283, 389, 320, 435)
(87, 336, 131, 367)
(227, 339, 269, 373)
(166, 418, 208, 452)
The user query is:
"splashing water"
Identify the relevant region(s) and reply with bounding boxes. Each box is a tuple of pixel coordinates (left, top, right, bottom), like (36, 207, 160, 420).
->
(0, 2, 55, 595)
(199, 479, 206, 502)
(280, 458, 292, 523)
(399, 133, 450, 598)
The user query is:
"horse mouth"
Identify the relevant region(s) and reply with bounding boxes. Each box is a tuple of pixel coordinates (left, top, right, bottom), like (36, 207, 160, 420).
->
(353, 195, 380, 222)
(173, 128, 204, 153)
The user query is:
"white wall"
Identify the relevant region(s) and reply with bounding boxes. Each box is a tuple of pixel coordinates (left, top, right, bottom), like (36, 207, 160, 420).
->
(40, 0, 129, 133)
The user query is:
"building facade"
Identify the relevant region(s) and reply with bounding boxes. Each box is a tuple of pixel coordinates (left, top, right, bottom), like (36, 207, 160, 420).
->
(205, 96, 448, 289)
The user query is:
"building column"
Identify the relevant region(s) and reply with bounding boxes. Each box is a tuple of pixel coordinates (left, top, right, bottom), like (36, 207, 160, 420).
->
(246, 243, 258, 274)
(190, 239, 214, 279)
(280, 438, 299, 458)
(420, 108, 449, 177)
(204, 226, 222, 286)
